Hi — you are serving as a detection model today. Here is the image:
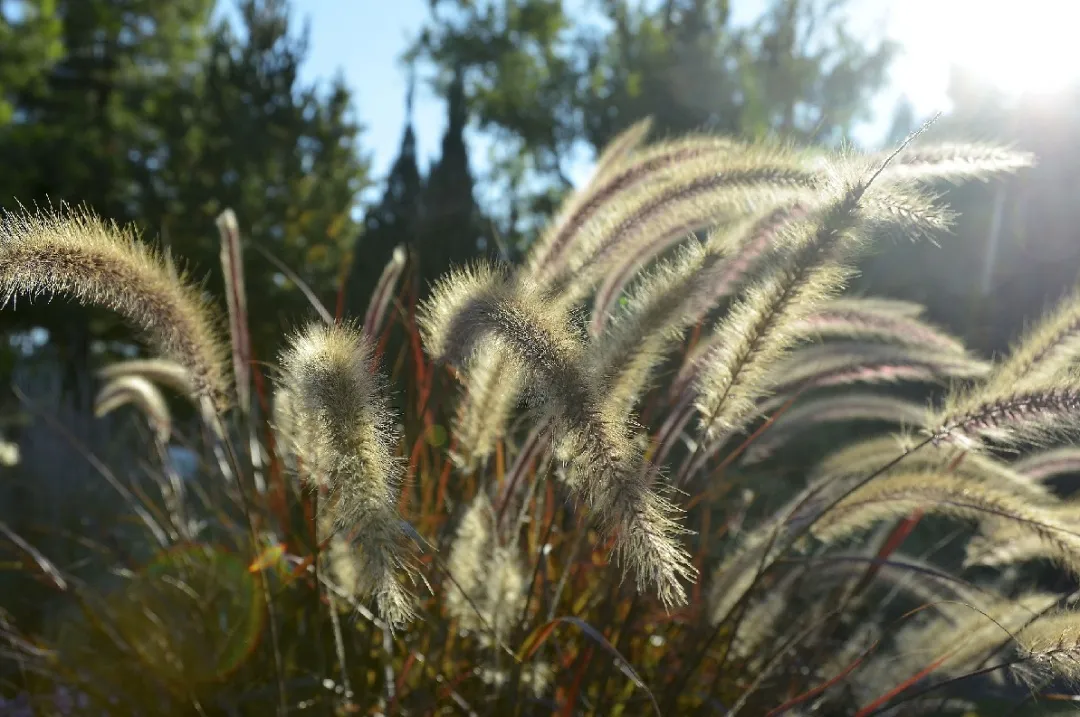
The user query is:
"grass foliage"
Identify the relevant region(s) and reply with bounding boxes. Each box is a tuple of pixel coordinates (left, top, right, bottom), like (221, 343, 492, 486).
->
(10, 122, 1080, 716)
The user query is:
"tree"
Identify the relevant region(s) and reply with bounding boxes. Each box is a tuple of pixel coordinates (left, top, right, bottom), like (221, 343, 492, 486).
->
(417, 68, 488, 288)
(151, 0, 370, 357)
(345, 75, 424, 316)
(0, 0, 215, 401)
(416, 0, 896, 239)
(0, 0, 371, 374)
(346, 65, 490, 311)
(415, 0, 578, 242)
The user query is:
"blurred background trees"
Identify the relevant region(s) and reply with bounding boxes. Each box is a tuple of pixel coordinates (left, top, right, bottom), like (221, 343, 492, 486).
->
(858, 70, 1080, 355)
(0, 0, 370, 377)
(414, 0, 895, 245)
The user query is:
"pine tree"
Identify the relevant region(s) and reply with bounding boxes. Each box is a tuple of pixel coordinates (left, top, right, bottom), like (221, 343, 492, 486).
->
(152, 0, 370, 357)
(416, 68, 486, 290)
(0, 0, 371, 367)
(346, 77, 425, 315)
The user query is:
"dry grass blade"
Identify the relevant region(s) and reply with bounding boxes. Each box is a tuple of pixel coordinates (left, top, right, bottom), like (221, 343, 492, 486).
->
(13, 385, 170, 547)
(217, 208, 252, 413)
(250, 241, 335, 326)
(519, 615, 662, 717)
(0, 519, 68, 591)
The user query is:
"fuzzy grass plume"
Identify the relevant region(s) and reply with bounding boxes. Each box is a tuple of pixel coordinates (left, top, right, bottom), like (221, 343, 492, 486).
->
(94, 375, 172, 443)
(276, 322, 415, 628)
(444, 492, 527, 646)
(420, 264, 695, 607)
(930, 282, 1080, 448)
(0, 208, 228, 406)
(812, 471, 1080, 575)
(1015, 609, 1080, 683)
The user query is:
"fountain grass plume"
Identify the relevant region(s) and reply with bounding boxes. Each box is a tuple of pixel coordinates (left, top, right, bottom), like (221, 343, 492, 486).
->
(0, 207, 229, 408)
(277, 322, 415, 628)
(419, 264, 696, 607)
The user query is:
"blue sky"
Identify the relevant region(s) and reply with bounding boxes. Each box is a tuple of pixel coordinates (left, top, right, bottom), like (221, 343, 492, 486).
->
(290, 0, 1070, 191)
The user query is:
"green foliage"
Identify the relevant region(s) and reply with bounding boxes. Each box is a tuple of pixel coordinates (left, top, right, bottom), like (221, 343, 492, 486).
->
(0, 1, 63, 127)
(578, 0, 895, 147)
(0, 0, 370, 367)
(415, 0, 896, 239)
(142, 0, 370, 358)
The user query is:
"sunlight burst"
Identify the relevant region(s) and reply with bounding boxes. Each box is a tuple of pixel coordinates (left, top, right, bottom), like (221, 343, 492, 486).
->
(892, 0, 1080, 108)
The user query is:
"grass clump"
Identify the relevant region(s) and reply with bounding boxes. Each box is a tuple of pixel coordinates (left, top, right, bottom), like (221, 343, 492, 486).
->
(12, 124, 1080, 717)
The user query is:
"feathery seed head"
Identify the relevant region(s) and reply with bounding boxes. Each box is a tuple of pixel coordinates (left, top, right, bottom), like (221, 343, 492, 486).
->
(882, 142, 1035, 184)
(793, 300, 967, 354)
(1016, 610, 1080, 682)
(363, 244, 408, 338)
(94, 375, 172, 443)
(591, 117, 653, 174)
(444, 492, 526, 643)
(932, 388, 1080, 449)
(879, 593, 1058, 686)
(813, 471, 1080, 575)
(277, 322, 414, 628)
(1014, 446, 1080, 483)
(326, 525, 362, 599)
(418, 262, 511, 365)
(740, 393, 928, 465)
(767, 343, 990, 396)
(97, 358, 195, 398)
(420, 264, 533, 470)
(421, 263, 694, 605)
(0, 208, 229, 408)
(527, 135, 756, 282)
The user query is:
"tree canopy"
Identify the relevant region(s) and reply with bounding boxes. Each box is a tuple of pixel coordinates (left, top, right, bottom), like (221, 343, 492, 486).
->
(415, 0, 896, 243)
(0, 0, 370, 376)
